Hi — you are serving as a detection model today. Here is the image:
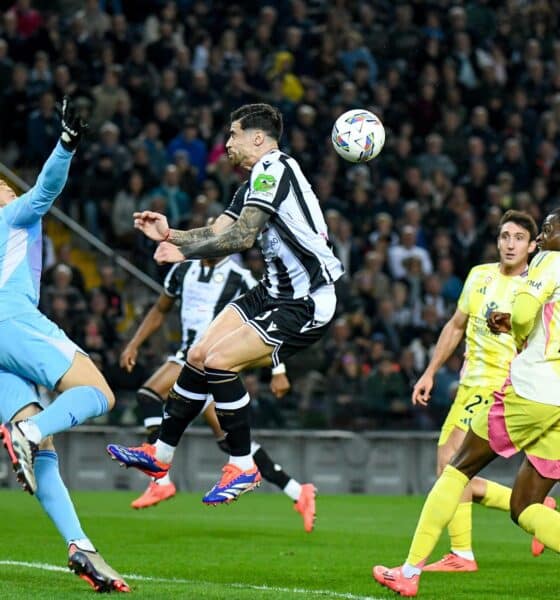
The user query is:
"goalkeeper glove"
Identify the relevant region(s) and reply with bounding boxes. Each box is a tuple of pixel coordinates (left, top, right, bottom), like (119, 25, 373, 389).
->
(60, 95, 88, 152)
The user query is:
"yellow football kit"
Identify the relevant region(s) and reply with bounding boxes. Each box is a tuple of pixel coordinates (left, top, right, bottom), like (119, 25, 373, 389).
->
(439, 263, 526, 445)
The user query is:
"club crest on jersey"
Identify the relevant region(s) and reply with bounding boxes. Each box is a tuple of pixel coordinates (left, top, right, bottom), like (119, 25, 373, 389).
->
(253, 173, 277, 193)
(484, 301, 499, 318)
(213, 272, 224, 283)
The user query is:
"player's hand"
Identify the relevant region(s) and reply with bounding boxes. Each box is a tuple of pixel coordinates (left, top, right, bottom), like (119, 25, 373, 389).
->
(487, 311, 512, 334)
(412, 372, 434, 406)
(133, 211, 170, 241)
(154, 241, 186, 264)
(120, 344, 138, 372)
(270, 373, 291, 398)
(59, 95, 88, 151)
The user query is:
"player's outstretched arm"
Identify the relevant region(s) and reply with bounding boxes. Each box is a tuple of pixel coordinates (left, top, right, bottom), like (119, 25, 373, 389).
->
(120, 294, 175, 372)
(412, 308, 468, 406)
(179, 206, 269, 259)
(4, 97, 87, 226)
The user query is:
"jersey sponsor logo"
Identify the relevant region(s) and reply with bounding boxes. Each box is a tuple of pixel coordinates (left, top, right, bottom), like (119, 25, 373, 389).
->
(253, 173, 277, 192)
(527, 279, 542, 290)
(477, 286, 487, 295)
(267, 321, 279, 332)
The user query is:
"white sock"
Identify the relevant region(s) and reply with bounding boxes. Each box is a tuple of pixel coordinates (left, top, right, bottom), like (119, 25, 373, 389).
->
(18, 420, 42, 445)
(154, 440, 175, 463)
(69, 538, 96, 552)
(228, 454, 254, 470)
(402, 562, 421, 578)
(155, 473, 172, 485)
(451, 549, 475, 560)
(283, 479, 302, 501)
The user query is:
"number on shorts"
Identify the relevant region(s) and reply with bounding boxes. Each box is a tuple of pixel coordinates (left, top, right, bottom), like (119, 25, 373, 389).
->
(465, 394, 483, 414)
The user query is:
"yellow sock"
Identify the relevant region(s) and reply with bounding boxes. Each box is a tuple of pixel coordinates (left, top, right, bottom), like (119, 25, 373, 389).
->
(518, 503, 560, 553)
(447, 502, 472, 552)
(479, 480, 511, 511)
(407, 465, 469, 566)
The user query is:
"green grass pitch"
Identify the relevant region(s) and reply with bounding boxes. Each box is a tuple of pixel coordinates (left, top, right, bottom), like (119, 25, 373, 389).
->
(0, 489, 556, 599)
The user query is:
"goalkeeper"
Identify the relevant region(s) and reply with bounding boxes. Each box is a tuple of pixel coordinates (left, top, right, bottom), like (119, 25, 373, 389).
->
(0, 97, 128, 592)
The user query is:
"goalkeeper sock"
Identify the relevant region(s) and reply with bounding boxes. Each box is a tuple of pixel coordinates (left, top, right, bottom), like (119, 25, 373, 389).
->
(479, 480, 511, 511)
(28, 386, 109, 441)
(35, 450, 86, 544)
(518, 503, 560, 552)
(407, 465, 469, 566)
(448, 502, 474, 557)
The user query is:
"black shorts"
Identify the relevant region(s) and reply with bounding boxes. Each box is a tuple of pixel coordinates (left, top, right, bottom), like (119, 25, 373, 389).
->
(228, 284, 337, 366)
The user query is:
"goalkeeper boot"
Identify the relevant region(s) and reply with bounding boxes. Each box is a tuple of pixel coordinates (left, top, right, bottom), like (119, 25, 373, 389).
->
(106, 442, 170, 479)
(68, 543, 130, 593)
(0, 422, 38, 494)
(202, 463, 261, 505)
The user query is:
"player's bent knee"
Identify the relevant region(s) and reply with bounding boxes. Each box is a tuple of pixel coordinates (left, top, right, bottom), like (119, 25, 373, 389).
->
(97, 385, 115, 410)
(187, 345, 206, 369)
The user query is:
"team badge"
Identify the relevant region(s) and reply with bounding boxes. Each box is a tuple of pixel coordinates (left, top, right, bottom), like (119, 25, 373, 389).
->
(213, 273, 224, 283)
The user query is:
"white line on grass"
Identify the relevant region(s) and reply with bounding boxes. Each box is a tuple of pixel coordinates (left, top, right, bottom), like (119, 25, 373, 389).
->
(0, 560, 383, 600)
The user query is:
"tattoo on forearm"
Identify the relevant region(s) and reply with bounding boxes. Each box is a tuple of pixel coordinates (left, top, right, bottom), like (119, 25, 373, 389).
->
(168, 226, 215, 246)
(180, 207, 269, 259)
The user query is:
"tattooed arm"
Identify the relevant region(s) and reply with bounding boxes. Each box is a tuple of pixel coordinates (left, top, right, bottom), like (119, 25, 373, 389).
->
(166, 213, 233, 246)
(178, 206, 270, 259)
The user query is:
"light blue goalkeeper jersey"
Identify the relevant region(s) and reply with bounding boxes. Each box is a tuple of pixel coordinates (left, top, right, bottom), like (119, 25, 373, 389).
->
(0, 142, 73, 321)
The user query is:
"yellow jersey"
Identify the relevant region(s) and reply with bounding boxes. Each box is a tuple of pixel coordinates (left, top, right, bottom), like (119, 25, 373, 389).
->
(458, 262, 526, 388)
(510, 251, 560, 406)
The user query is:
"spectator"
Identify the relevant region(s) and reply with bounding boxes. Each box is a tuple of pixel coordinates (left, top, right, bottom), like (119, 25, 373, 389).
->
(167, 119, 208, 183)
(388, 225, 433, 280)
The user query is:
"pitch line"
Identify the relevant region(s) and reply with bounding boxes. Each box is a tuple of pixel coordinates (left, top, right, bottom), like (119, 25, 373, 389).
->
(0, 560, 383, 599)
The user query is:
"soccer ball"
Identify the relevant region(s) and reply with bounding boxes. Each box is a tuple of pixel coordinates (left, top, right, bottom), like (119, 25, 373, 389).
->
(331, 109, 385, 163)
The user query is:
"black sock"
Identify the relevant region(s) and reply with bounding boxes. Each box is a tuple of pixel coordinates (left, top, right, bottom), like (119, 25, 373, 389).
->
(136, 387, 163, 427)
(253, 447, 290, 489)
(146, 425, 160, 445)
(206, 367, 251, 456)
(159, 361, 208, 447)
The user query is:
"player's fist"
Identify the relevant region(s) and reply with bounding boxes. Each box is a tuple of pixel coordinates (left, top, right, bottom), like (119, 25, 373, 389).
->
(120, 344, 138, 372)
(412, 372, 434, 406)
(133, 211, 170, 241)
(487, 311, 511, 334)
(270, 373, 291, 398)
(154, 241, 186, 264)
(60, 96, 88, 151)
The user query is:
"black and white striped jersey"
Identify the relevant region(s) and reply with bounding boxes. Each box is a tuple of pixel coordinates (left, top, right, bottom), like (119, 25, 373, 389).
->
(164, 258, 257, 348)
(224, 149, 344, 300)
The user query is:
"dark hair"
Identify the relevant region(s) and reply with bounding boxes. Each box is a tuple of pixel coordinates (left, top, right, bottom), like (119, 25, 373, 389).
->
(230, 103, 283, 141)
(499, 209, 538, 240)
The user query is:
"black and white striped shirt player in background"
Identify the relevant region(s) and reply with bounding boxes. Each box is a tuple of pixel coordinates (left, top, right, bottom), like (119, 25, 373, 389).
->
(116, 223, 317, 530)
(107, 103, 343, 508)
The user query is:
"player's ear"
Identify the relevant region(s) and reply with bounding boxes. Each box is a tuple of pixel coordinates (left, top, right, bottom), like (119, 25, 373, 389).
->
(528, 239, 537, 254)
(254, 130, 265, 146)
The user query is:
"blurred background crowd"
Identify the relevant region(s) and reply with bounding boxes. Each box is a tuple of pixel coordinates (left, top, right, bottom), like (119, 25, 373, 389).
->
(1, 0, 559, 430)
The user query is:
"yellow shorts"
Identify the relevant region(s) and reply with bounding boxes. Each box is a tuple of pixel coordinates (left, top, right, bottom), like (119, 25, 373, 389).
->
(438, 384, 494, 446)
(471, 378, 560, 479)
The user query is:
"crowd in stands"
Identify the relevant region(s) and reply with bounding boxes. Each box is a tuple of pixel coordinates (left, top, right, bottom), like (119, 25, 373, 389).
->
(2, 0, 560, 429)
